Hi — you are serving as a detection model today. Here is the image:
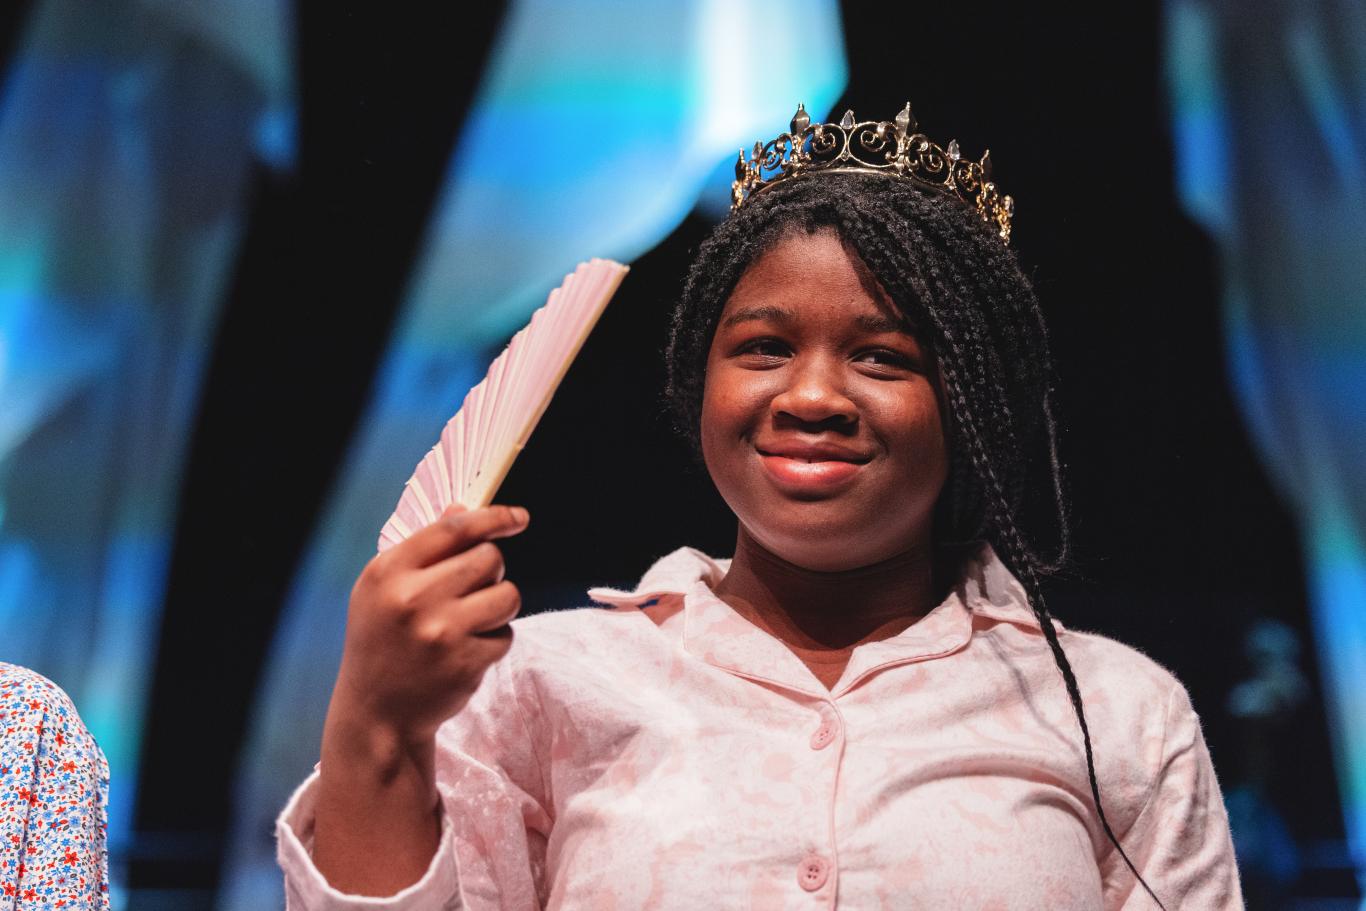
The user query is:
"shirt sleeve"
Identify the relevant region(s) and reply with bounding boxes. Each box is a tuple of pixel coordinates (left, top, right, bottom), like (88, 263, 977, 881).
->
(276, 649, 552, 911)
(1103, 679, 1244, 910)
(0, 664, 110, 911)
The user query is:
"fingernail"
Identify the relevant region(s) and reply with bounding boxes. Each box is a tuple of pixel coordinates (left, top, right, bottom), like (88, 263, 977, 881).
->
(511, 506, 530, 527)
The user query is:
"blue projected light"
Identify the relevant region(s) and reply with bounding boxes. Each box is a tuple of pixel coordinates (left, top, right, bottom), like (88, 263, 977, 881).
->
(217, 2, 846, 907)
(1168, 0, 1366, 900)
(0, 0, 293, 904)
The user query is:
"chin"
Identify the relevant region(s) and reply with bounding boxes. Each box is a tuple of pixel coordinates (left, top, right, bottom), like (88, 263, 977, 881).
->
(743, 512, 911, 574)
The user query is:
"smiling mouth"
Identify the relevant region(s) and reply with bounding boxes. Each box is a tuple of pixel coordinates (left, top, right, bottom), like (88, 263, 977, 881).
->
(756, 452, 868, 491)
(755, 450, 871, 464)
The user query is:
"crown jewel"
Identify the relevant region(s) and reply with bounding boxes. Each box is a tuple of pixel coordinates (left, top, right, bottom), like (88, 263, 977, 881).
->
(731, 103, 1015, 244)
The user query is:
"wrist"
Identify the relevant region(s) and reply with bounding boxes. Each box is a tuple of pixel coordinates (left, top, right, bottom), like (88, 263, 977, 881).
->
(322, 698, 436, 785)
(313, 708, 443, 895)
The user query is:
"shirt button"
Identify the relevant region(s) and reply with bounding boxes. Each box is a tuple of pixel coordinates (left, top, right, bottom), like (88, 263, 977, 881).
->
(797, 854, 830, 891)
(809, 719, 836, 750)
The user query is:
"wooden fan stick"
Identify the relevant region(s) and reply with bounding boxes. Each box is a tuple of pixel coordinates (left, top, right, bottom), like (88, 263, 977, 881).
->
(463, 262, 628, 508)
(377, 258, 630, 552)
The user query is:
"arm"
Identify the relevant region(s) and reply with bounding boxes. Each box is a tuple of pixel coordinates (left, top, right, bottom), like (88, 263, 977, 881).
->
(1104, 681, 1244, 910)
(310, 702, 442, 895)
(276, 648, 551, 911)
(276, 505, 547, 909)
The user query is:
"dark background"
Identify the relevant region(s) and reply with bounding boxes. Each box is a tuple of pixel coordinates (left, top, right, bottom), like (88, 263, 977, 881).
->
(2, 1, 1346, 906)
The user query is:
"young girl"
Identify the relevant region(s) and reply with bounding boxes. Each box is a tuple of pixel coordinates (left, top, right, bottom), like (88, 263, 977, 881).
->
(278, 107, 1243, 909)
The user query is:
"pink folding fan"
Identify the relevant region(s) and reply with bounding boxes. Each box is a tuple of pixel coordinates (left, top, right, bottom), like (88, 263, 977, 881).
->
(377, 258, 629, 551)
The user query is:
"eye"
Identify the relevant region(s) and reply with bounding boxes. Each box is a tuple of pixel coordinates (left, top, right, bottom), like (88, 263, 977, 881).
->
(856, 348, 919, 371)
(734, 337, 790, 361)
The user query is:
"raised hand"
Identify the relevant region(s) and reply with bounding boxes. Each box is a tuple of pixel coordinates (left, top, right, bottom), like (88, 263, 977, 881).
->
(312, 503, 529, 895)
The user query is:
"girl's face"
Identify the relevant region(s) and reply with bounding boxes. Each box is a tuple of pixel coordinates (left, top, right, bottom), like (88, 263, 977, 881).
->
(701, 229, 948, 572)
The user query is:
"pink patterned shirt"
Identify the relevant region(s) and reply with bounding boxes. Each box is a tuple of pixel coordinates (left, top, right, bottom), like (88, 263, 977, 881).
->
(278, 544, 1242, 909)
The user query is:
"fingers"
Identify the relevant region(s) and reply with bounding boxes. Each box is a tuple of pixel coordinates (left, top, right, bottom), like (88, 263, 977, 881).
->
(417, 581, 519, 665)
(393, 504, 530, 569)
(418, 540, 505, 599)
(461, 580, 522, 635)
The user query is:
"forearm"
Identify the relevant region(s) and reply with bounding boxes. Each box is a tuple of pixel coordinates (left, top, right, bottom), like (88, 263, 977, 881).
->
(312, 709, 442, 897)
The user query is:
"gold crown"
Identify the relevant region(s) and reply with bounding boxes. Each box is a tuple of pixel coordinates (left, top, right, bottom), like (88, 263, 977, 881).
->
(731, 103, 1014, 244)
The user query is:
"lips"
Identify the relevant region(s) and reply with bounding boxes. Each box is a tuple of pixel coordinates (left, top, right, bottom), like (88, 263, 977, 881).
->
(755, 442, 871, 493)
(755, 442, 872, 464)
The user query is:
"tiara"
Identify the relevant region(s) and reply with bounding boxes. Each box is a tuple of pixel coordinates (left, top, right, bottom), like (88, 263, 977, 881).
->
(731, 103, 1014, 244)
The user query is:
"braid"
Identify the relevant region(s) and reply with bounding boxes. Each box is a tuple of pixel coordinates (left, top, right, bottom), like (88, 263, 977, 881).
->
(664, 172, 1165, 907)
(925, 312, 1166, 911)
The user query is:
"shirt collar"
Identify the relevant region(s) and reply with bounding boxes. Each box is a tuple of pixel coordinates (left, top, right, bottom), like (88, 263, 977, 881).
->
(587, 542, 1057, 698)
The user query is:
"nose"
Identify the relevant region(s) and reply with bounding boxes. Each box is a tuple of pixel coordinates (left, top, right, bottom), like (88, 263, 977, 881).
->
(770, 354, 858, 428)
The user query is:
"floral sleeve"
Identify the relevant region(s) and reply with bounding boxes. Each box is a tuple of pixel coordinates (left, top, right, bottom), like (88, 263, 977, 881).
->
(0, 663, 110, 910)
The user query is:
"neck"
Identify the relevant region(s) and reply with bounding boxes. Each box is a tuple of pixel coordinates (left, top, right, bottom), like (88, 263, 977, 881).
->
(713, 527, 945, 652)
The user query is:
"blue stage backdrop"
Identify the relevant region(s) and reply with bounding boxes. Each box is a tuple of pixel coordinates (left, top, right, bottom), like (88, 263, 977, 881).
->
(216, 2, 846, 907)
(0, 0, 292, 901)
(1167, 0, 1366, 899)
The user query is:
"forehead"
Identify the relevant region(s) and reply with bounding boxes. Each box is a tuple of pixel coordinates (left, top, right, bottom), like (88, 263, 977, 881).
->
(718, 229, 912, 333)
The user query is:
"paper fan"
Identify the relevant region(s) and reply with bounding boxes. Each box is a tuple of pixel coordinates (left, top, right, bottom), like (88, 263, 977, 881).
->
(377, 257, 629, 551)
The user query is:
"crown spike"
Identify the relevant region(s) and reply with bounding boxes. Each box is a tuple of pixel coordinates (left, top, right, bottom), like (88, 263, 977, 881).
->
(980, 148, 992, 179)
(791, 103, 810, 134)
(839, 109, 855, 129)
(894, 102, 915, 137)
(735, 150, 746, 180)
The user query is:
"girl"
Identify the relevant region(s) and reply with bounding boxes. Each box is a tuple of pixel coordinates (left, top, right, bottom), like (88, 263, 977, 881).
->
(279, 108, 1242, 909)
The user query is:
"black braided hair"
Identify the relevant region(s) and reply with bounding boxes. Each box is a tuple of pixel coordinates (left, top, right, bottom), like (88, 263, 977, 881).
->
(664, 172, 1165, 909)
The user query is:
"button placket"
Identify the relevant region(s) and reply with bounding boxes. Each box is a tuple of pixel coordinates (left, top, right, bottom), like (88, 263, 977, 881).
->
(796, 703, 838, 896)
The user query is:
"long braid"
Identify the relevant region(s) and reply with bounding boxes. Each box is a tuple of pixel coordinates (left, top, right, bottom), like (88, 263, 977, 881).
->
(923, 313, 1168, 911)
(664, 172, 1167, 907)
(955, 208, 1075, 571)
(841, 194, 1164, 906)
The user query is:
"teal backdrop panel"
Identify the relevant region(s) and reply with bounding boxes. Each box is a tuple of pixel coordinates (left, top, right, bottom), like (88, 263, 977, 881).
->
(1167, 0, 1366, 899)
(0, 1, 292, 903)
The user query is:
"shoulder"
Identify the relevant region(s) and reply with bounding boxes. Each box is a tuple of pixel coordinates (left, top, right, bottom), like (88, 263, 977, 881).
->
(0, 662, 108, 773)
(503, 545, 723, 656)
(509, 602, 645, 651)
(958, 545, 1187, 714)
(1055, 627, 1186, 709)
(0, 662, 99, 743)
(1042, 627, 1198, 763)
(515, 602, 639, 632)
(0, 661, 78, 711)
(1055, 628, 1213, 757)
(971, 623, 1210, 836)
(1050, 629, 1204, 801)
(972, 616, 1194, 763)
(501, 603, 666, 683)
(959, 534, 1184, 712)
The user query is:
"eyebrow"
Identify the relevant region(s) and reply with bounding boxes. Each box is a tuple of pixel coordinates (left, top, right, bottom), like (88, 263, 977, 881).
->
(719, 305, 792, 329)
(719, 305, 913, 335)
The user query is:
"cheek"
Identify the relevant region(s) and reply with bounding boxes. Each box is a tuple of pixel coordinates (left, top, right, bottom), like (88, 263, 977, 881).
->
(701, 364, 765, 438)
(699, 392, 738, 482)
(880, 387, 949, 473)
(698, 372, 731, 472)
